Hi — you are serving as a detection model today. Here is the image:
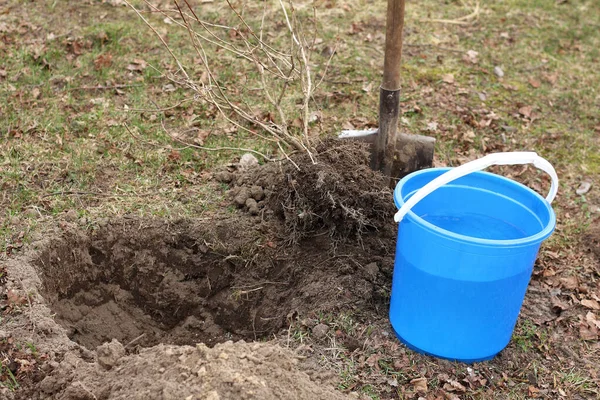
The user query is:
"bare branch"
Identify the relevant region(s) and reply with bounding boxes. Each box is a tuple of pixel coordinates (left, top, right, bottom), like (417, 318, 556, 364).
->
(124, 0, 189, 80)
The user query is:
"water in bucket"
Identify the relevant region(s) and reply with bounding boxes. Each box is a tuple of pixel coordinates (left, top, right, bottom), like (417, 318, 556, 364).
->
(390, 152, 557, 362)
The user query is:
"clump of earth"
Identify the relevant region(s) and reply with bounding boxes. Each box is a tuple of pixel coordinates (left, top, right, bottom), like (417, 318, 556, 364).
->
(3, 140, 398, 399)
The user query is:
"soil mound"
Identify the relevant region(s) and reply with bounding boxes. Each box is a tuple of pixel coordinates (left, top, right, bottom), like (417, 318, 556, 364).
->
(37, 340, 350, 400)
(227, 139, 396, 243)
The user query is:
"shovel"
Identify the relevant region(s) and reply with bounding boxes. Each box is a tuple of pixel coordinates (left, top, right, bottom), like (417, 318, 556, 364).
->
(339, 0, 435, 184)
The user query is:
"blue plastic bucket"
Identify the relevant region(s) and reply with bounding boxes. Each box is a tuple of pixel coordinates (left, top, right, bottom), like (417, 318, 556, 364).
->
(390, 152, 558, 362)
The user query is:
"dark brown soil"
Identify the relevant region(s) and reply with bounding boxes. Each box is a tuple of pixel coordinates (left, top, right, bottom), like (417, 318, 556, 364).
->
(34, 212, 394, 352)
(226, 139, 396, 243)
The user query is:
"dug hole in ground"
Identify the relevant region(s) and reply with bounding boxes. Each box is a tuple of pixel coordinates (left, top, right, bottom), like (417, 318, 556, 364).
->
(2, 141, 398, 399)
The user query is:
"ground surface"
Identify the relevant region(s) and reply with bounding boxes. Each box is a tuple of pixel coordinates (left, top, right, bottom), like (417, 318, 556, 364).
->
(1, 0, 600, 399)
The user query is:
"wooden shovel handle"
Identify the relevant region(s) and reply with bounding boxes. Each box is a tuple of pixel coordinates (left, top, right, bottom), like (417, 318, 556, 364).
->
(382, 0, 406, 90)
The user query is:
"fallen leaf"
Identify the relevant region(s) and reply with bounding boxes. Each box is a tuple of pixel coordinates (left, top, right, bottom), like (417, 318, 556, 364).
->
(442, 74, 455, 84)
(587, 312, 600, 329)
(560, 275, 579, 290)
(581, 299, 600, 310)
(31, 87, 41, 99)
(168, 150, 181, 162)
(551, 296, 569, 313)
(194, 130, 211, 145)
(580, 321, 598, 340)
(518, 105, 533, 118)
(6, 290, 27, 307)
(162, 83, 177, 92)
(542, 72, 558, 85)
(362, 81, 373, 93)
(464, 50, 479, 64)
(0, 69, 6, 79)
(94, 53, 113, 70)
(463, 130, 476, 142)
(528, 77, 541, 88)
(576, 181, 592, 195)
(528, 385, 540, 398)
(443, 380, 466, 392)
(126, 59, 147, 72)
(341, 121, 354, 130)
(426, 121, 438, 132)
(71, 40, 83, 55)
(411, 378, 428, 393)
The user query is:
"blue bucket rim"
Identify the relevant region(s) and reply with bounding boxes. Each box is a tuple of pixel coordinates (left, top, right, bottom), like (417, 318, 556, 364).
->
(394, 168, 556, 247)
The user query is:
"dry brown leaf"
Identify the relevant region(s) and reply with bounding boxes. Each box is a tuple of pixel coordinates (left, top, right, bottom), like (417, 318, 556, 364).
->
(94, 53, 113, 70)
(127, 59, 147, 72)
(518, 105, 533, 118)
(442, 74, 455, 84)
(587, 312, 600, 329)
(168, 150, 181, 162)
(410, 377, 428, 393)
(551, 296, 569, 312)
(528, 77, 541, 88)
(542, 72, 558, 85)
(341, 121, 354, 130)
(195, 130, 211, 146)
(6, 289, 27, 306)
(528, 385, 540, 398)
(464, 50, 479, 64)
(580, 322, 598, 340)
(560, 275, 579, 290)
(581, 299, 600, 310)
(443, 380, 466, 392)
(546, 251, 560, 259)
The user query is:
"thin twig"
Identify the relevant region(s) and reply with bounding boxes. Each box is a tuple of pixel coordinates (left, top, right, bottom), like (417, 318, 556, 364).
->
(161, 120, 274, 161)
(124, 0, 189, 80)
(124, 333, 146, 348)
(278, 0, 314, 163)
(422, 0, 480, 25)
(123, 98, 193, 112)
(42, 190, 107, 198)
(69, 84, 142, 91)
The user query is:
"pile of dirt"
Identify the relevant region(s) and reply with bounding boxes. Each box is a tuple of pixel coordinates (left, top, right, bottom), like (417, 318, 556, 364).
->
(225, 139, 396, 243)
(36, 340, 351, 400)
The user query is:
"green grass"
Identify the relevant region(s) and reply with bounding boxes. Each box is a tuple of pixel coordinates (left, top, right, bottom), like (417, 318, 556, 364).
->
(1, 0, 600, 398)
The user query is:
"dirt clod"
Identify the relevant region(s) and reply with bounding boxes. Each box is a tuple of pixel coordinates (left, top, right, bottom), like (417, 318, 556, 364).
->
(96, 339, 125, 370)
(245, 198, 259, 215)
(233, 187, 251, 207)
(239, 153, 259, 169)
(250, 185, 265, 201)
(214, 171, 233, 183)
(312, 323, 330, 340)
(64, 210, 78, 222)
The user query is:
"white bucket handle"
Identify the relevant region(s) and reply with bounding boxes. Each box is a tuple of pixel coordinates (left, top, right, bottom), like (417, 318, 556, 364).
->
(394, 152, 559, 223)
